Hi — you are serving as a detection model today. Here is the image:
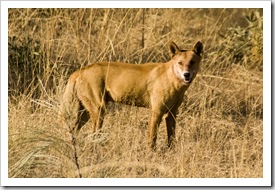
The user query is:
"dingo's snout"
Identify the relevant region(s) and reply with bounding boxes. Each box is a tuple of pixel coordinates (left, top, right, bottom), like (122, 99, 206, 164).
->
(183, 72, 192, 83)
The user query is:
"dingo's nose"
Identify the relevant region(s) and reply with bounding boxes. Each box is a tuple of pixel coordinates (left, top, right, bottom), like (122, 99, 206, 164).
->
(183, 72, 190, 78)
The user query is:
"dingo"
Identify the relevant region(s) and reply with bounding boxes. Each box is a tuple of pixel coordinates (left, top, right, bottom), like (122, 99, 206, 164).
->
(61, 41, 203, 149)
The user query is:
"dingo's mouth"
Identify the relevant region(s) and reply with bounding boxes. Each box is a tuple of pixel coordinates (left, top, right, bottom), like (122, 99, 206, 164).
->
(183, 78, 192, 84)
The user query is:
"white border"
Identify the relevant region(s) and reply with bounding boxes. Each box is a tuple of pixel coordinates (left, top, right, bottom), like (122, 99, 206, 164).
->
(0, 0, 271, 8)
(262, 0, 272, 184)
(1, 0, 271, 187)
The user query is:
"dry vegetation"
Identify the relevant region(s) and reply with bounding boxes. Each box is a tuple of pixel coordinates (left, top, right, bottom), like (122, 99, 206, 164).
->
(8, 8, 263, 178)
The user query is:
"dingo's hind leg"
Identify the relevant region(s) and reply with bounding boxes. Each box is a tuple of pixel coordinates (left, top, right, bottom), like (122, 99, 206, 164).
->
(78, 94, 106, 133)
(90, 105, 106, 133)
(75, 102, 90, 133)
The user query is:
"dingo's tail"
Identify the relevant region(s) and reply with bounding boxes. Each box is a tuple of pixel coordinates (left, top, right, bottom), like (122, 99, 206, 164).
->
(60, 71, 82, 134)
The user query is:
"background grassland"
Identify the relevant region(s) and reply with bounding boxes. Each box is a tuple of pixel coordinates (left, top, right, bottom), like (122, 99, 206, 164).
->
(8, 8, 263, 178)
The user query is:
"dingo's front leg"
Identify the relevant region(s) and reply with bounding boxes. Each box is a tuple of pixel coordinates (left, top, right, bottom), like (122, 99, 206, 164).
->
(165, 109, 177, 148)
(148, 111, 163, 150)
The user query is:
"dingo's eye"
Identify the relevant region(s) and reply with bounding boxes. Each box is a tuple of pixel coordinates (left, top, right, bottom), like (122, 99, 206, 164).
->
(190, 61, 195, 65)
(178, 61, 183, 65)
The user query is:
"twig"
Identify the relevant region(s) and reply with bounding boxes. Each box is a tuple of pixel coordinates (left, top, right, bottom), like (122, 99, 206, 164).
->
(70, 131, 82, 178)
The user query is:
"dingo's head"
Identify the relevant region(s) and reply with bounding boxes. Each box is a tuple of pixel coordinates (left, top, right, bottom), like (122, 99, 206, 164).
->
(170, 41, 203, 85)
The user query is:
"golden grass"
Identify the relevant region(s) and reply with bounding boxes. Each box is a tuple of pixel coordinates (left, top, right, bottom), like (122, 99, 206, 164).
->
(8, 8, 263, 178)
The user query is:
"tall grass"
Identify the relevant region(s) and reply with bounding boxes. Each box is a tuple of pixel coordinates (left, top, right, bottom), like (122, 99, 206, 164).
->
(8, 8, 263, 178)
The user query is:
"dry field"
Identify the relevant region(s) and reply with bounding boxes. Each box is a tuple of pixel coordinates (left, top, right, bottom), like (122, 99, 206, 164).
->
(8, 8, 263, 178)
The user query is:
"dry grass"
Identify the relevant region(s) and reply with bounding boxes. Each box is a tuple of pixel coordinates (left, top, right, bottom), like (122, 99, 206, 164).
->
(8, 8, 263, 178)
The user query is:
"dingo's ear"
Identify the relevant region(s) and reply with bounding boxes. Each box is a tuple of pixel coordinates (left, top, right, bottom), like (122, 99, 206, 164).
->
(169, 41, 180, 57)
(193, 41, 203, 57)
